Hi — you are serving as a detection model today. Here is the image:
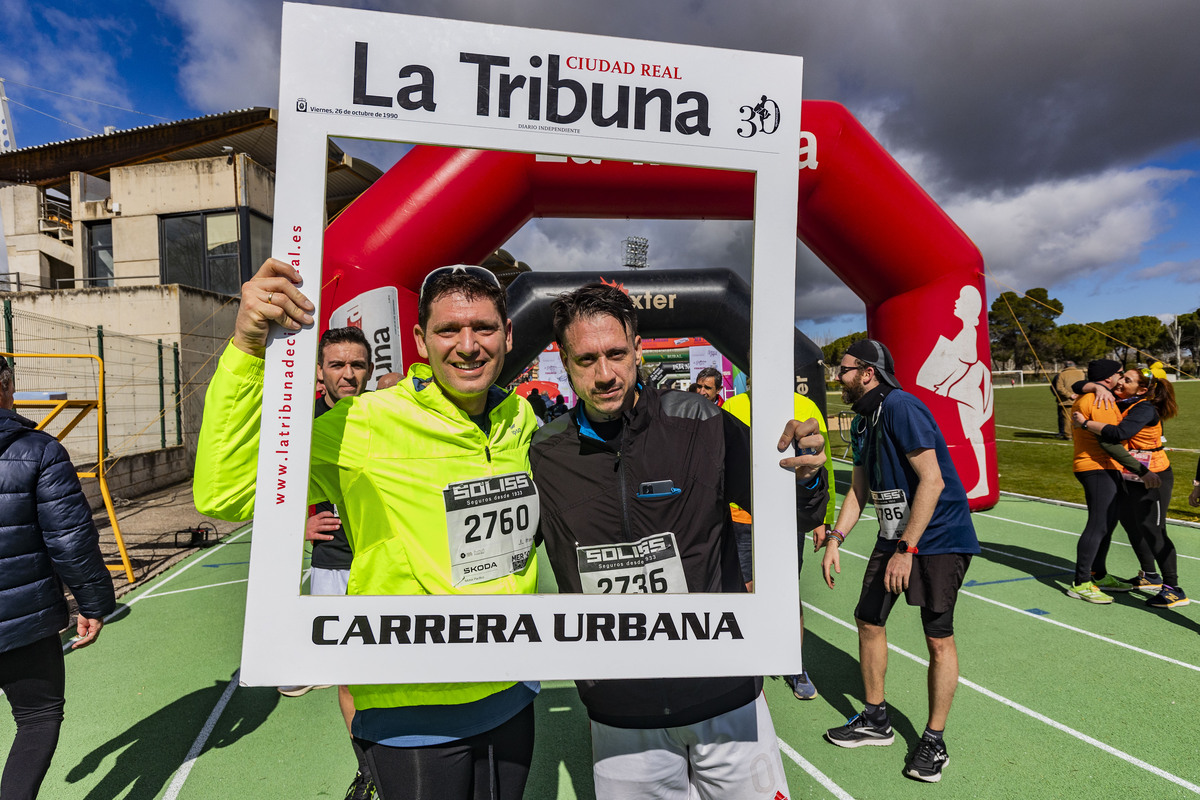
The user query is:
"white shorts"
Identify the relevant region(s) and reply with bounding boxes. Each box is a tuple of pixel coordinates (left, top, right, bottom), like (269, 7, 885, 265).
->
(590, 692, 790, 800)
(310, 567, 350, 596)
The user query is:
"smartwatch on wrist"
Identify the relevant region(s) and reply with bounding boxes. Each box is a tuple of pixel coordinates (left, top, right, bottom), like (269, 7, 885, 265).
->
(897, 541, 919, 555)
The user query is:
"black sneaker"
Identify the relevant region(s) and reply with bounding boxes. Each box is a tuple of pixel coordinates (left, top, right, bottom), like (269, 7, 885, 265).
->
(1147, 585, 1190, 608)
(825, 712, 894, 747)
(344, 771, 376, 800)
(1126, 571, 1164, 592)
(904, 736, 950, 782)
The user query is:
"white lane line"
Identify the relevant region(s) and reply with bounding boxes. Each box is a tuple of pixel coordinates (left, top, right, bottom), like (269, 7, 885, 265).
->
(833, 546, 1199, 673)
(162, 669, 240, 800)
(973, 512, 1200, 562)
(994, 423, 1057, 434)
(63, 525, 253, 654)
(977, 545, 1068, 572)
(131, 524, 254, 605)
(134, 578, 249, 599)
(805, 604, 1200, 794)
(999, 490, 1200, 530)
(959, 590, 1200, 673)
(777, 738, 856, 800)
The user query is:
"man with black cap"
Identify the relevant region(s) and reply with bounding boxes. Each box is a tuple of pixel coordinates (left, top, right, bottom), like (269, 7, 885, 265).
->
(817, 339, 979, 783)
(1066, 359, 1133, 603)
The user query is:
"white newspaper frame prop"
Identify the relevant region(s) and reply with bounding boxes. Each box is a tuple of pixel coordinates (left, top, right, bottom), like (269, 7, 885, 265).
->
(244, 2, 804, 686)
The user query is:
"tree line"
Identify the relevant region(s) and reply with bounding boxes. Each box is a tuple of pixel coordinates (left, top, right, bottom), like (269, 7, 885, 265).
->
(986, 289, 1198, 373)
(817, 290, 1199, 377)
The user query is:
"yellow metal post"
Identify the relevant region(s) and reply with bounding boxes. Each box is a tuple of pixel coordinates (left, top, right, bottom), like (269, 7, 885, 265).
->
(5, 351, 135, 583)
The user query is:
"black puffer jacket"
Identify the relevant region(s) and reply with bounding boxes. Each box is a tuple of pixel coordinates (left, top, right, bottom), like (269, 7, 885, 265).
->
(0, 408, 115, 653)
(530, 387, 827, 728)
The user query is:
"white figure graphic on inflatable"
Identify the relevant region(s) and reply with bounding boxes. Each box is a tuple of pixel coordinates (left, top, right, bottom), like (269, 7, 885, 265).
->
(916, 284, 992, 499)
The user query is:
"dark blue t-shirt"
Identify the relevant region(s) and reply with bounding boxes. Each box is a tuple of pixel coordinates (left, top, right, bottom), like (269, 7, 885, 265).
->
(851, 388, 979, 555)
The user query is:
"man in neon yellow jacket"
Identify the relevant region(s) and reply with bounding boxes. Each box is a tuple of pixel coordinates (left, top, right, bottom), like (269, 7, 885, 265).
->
(194, 260, 540, 799)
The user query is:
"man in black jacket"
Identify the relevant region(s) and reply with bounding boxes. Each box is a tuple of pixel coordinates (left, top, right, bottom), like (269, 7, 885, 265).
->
(530, 284, 828, 800)
(0, 357, 115, 798)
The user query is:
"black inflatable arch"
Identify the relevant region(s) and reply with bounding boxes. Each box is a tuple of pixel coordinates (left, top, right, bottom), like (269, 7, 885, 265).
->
(501, 269, 827, 417)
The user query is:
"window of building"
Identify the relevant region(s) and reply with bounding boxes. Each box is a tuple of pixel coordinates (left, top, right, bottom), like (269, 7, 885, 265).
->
(86, 221, 114, 288)
(248, 212, 273, 274)
(160, 210, 273, 295)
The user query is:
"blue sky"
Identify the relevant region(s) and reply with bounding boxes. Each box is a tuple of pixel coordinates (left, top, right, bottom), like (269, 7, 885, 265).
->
(2, 0, 1197, 344)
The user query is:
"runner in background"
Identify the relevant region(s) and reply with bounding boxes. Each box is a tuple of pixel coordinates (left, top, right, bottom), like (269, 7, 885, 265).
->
(1066, 359, 1134, 603)
(722, 381, 836, 700)
(818, 339, 979, 783)
(1073, 364, 1187, 608)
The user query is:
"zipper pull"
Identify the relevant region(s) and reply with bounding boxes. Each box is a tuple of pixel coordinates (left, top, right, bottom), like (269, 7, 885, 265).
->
(485, 445, 492, 462)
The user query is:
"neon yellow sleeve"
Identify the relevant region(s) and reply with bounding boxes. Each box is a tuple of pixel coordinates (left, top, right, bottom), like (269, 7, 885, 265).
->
(192, 343, 269, 520)
(794, 393, 838, 526)
(306, 394, 366, 508)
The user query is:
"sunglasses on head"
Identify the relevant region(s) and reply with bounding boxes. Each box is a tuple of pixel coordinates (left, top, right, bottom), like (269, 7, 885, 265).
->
(418, 265, 501, 302)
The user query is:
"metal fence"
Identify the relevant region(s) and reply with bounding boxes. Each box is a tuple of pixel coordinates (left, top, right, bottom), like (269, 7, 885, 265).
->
(2, 302, 182, 466)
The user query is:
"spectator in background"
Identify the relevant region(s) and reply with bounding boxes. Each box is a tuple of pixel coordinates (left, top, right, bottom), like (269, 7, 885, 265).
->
(526, 387, 548, 421)
(686, 382, 701, 394)
(374, 372, 402, 391)
(1, 356, 115, 799)
(1052, 361, 1086, 440)
(695, 366, 723, 405)
(1191, 461, 1200, 509)
(545, 394, 568, 421)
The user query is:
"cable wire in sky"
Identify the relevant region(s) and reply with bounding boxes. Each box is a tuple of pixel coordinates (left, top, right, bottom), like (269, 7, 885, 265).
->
(3, 79, 171, 121)
(3, 97, 96, 136)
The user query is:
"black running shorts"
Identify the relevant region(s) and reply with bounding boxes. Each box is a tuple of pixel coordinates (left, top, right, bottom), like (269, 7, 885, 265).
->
(854, 549, 971, 637)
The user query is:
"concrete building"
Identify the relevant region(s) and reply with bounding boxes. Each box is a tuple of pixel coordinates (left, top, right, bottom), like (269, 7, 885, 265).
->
(0, 107, 379, 292)
(0, 107, 382, 499)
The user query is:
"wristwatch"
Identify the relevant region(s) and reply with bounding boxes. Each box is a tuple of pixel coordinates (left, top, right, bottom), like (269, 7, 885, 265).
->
(897, 541, 919, 555)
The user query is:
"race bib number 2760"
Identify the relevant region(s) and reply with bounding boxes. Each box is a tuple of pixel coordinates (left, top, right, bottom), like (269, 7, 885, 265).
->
(444, 473, 538, 587)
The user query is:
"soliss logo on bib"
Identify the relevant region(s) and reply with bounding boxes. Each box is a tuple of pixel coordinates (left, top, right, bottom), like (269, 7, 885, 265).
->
(576, 532, 688, 594)
(871, 488, 910, 540)
(444, 473, 539, 587)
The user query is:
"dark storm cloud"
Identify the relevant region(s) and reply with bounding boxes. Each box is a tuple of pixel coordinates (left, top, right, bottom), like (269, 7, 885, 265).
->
(159, 0, 1200, 193)
(142, 0, 1200, 323)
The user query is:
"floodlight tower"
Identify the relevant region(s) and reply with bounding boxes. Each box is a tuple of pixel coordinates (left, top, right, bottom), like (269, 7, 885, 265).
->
(622, 235, 649, 270)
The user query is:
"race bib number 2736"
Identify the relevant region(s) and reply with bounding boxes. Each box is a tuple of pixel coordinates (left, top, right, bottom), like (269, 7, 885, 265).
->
(576, 532, 688, 594)
(444, 473, 538, 587)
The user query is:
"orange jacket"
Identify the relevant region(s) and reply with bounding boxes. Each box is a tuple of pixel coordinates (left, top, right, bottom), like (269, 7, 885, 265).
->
(1072, 393, 1123, 472)
(1123, 399, 1170, 474)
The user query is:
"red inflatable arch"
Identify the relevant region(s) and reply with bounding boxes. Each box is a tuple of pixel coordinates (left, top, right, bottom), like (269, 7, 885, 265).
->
(320, 100, 997, 509)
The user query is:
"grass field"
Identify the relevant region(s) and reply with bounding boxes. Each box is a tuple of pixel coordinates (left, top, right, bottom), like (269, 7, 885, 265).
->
(824, 380, 1200, 523)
